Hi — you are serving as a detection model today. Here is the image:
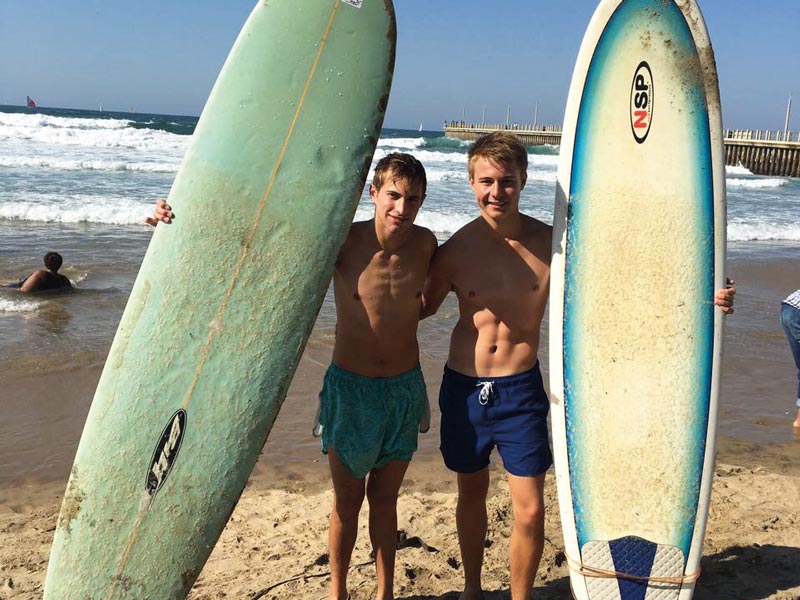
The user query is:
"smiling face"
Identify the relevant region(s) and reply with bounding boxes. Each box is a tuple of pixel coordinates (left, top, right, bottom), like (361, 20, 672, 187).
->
(371, 172, 426, 237)
(469, 157, 526, 222)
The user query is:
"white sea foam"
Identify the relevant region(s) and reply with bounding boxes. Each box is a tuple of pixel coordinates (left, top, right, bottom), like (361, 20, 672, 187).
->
(415, 211, 474, 238)
(728, 221, 800, 242)
(0, 196, 151, 226)
(426, 169, 465, 183)
(0, 154, 179, 173)
(0, 112, 189, 153)
(726, 177, 788, 189)
(0, 297, 41, 313)
(0, 111, 130, 131)
(725, 164, 754, 176)
(378, 137, 426, 150)
(526, 170, 558, 183)
(528, 154, 559, 167)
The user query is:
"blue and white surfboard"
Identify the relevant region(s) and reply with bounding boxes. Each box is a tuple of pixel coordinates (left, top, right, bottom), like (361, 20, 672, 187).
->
(549, 1, 726, 599)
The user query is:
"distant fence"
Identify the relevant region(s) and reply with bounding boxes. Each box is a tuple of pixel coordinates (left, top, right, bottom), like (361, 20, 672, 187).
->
(443, 123, 800, 178)
(725, 129, 799, 142)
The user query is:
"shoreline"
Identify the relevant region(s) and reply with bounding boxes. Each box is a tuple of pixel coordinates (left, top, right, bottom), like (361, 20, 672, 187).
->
(4, 349, 799, 488)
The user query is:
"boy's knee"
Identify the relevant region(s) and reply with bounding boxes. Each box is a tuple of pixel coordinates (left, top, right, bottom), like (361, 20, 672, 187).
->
(457, 470, 490, 498)
(457, 488, 489, 513)
(366, 485, 399, 510)
(334, 489, 365, 518)
(513, 501, 545, 532)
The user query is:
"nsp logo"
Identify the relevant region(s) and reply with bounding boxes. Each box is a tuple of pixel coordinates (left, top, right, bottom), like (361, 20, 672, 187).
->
(145, 409, 187, 497)
(630, 61, 653, 143)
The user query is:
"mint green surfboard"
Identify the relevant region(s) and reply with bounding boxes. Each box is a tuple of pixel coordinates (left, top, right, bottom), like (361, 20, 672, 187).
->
(44, 1, 395, 598)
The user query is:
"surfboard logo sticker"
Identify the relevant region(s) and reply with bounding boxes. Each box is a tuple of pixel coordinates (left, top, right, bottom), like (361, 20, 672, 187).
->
(630, 61, 654, 143)
(339, 0, 363, 7)
(145, 409, 187, 496)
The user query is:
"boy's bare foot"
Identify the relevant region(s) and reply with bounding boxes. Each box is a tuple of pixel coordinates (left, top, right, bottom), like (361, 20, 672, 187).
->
(793, 409, 800, 429)
(459, 588, 484, 600)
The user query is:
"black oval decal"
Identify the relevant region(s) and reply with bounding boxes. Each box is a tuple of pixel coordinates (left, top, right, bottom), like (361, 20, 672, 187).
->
(630, 61, 654, 143)
(145, 409, 187, 496)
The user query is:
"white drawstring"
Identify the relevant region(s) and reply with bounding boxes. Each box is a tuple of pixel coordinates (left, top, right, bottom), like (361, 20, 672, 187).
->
(476, 381, 495, 405)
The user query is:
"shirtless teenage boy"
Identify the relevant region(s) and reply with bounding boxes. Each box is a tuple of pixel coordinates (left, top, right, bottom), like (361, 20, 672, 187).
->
(2, 252, 72, 293)
(149, 152, 436, 600)
(421, 131, 736, 600)
(317, 152, 436, 600)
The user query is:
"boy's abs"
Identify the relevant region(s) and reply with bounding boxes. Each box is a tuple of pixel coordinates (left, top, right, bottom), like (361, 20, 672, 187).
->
(447, 319, 540, 378)
(333, 328, 420, 378)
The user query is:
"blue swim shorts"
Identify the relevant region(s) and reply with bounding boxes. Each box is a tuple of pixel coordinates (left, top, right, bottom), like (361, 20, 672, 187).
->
(438, 363, 553, 477)
(319, 363, 427, 479)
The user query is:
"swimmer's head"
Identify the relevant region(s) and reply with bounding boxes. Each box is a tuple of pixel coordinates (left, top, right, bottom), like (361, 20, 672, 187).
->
(44, 252, 63, 272)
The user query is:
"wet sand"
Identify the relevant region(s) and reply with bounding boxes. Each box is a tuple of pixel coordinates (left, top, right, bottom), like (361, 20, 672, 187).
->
(1, 252, 799, 598)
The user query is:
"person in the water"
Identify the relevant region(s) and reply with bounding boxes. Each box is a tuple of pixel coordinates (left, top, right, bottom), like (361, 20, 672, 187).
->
(1, 252, 73, 293)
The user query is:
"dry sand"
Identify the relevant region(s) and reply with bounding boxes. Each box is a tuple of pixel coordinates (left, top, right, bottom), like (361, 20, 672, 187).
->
(2, 445, 799, 600)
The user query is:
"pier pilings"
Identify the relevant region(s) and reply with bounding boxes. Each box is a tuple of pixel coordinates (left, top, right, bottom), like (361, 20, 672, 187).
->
(723, 129, 800, 178)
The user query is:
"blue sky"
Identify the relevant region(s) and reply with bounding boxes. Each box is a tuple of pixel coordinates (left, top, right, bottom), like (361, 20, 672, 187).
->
(1, 0, 797, 131)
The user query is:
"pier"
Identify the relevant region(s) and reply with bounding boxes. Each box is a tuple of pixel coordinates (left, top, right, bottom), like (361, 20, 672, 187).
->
(444, 122, 563, 146)
(724, 130, 800, 178)
(443, 122, 800, 178)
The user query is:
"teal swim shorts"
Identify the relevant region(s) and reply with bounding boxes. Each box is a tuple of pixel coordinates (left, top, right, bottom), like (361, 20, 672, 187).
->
(318, 363, 427, 479)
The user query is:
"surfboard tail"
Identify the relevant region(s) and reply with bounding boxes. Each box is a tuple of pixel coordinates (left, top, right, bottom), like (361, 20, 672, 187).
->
(575, 537, 696, 600)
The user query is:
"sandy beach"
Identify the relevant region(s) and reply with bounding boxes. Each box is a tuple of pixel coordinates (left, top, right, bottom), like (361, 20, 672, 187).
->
(3, 252, 800, 599)
(2, 428, 799, 600)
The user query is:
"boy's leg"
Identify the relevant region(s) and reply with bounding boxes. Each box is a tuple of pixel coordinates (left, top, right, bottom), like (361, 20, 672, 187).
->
(506, 472, 546, 600)
(366, 459, 410, 600)
(780, 304, 800, 428)
(456, 467, 490, 600)
(328, 449, 366, 600)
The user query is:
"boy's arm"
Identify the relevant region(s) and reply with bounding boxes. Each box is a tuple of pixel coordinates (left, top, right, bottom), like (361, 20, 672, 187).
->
(421, 246, 452, 320)
(19, 270, 45, 293)
(714, 278, 736, 315)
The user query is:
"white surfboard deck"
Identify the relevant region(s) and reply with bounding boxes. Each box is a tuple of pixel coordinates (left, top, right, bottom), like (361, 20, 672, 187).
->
(549, 1, 726, 599)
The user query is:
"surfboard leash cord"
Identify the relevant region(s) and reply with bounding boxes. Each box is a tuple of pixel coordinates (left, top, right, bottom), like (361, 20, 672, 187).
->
(248, 558, 374, 600)
(565, 552, 702, 585)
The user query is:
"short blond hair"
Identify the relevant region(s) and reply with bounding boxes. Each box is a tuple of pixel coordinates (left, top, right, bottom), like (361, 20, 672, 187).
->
(467, 132, 528, 180)
(372, 152, 427, 196)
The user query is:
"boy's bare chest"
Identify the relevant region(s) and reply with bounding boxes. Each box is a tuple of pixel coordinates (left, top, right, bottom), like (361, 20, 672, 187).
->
(454, 274, 547, 315)
(339, 254, 425, 301)
(453, 244, 548, 299)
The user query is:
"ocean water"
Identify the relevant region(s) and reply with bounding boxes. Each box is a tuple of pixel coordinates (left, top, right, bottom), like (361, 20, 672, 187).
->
(1, 105, 798, 377)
